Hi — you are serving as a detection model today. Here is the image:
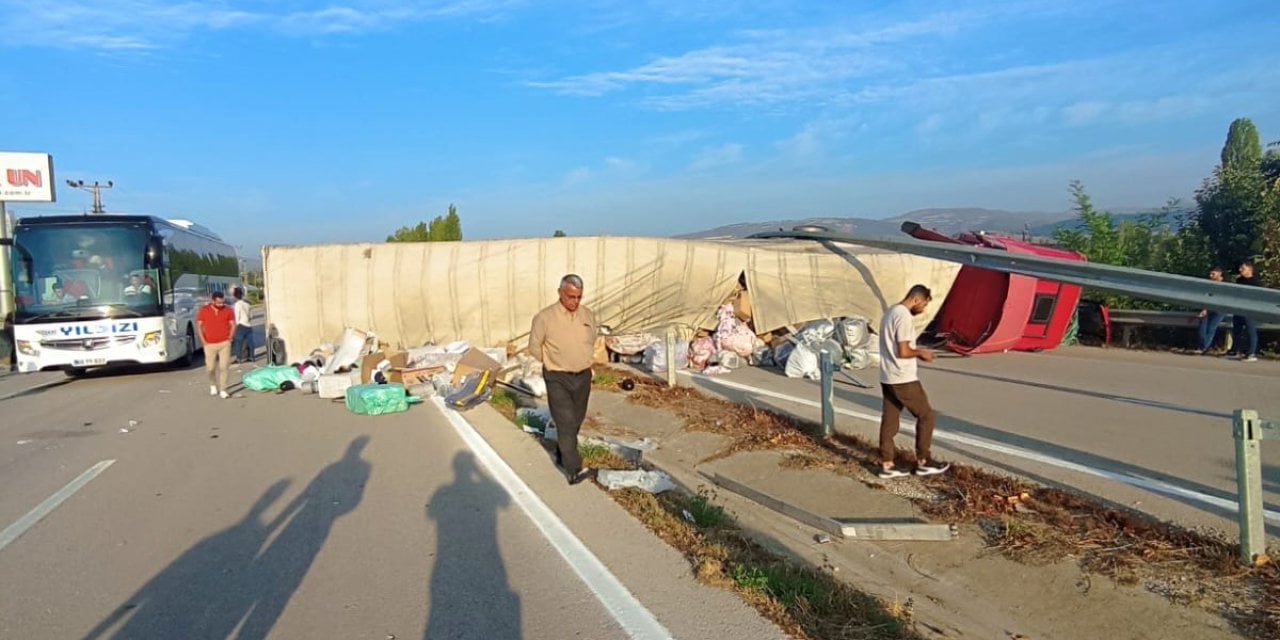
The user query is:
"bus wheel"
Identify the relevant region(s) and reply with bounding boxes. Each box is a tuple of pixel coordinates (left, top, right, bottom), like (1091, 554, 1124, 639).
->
(177, 326, 195, 367)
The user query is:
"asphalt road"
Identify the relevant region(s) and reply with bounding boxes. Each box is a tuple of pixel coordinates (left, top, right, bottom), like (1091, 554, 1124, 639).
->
(684, 345, 1280, 540)
(0, 360, 784, 640)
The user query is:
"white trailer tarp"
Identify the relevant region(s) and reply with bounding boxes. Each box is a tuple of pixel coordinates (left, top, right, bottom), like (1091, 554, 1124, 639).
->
(263, 236, 958, 360)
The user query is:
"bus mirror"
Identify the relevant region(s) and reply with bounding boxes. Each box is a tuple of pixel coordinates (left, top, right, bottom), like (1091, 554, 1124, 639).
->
(145, 237, 163, 265)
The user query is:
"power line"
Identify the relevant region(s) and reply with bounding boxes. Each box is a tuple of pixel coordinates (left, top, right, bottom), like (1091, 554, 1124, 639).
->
(65, 179, 114, 214)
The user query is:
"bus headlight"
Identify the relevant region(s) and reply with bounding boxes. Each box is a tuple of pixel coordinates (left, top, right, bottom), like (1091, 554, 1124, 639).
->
(16, 340, 39, 356)
(141, 331, 163, 348)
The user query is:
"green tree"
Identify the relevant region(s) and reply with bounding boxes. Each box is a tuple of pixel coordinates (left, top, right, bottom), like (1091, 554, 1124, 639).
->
(1221, 118, 1263, 170)
(386, 204, 463, 243)
(552, 229, 567, 237)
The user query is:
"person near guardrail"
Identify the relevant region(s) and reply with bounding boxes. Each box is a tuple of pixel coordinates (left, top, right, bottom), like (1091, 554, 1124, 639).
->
(877, 284, 950, 479)
(1226, 260, 1262, 362)
(230, 287, 255, 364)
(529, 274, 598, 485)
(1196, 266, 1226, 354)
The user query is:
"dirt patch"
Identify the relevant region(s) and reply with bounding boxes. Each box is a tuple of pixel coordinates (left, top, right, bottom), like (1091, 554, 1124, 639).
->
(621, 378, 1280, 640)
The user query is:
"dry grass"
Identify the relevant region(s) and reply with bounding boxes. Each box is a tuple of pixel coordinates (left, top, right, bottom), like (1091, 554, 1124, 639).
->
(612, 488, 919, 640)
(620, 380, 1280, 640)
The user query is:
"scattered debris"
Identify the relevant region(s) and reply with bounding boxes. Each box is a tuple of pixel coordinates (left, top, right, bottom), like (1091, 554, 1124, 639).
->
(16, 439, 32, 445)
(814, 533, 832, 544)
(596, 469, 676, 493)
(128, 419, 139, 428)
(119, 428, 132, 434)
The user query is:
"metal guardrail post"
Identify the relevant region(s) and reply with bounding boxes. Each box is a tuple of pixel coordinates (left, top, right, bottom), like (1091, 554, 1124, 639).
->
(818, 349, 835, 439)
(665, 328, 676, 388)
(1233, 409, 1266, 563)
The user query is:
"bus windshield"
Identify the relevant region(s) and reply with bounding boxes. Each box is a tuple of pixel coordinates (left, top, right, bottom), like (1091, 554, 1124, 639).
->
(10, 223, 161, 322)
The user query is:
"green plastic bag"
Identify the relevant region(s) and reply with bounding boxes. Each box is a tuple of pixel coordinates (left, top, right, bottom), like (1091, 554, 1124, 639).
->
(345, 383, 409, 416)
(242, 365, 302, 392)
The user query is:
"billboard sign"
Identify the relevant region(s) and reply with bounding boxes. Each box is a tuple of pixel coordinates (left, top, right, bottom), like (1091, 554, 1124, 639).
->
(1, 152, 56, 202)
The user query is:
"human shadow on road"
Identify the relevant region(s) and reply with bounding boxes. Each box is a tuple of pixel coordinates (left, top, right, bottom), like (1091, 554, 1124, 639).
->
(83, 436, 372, 640)
(424, 451, 521, 639)
(236, 435, 372, 640)
(82, 480, 292, 640)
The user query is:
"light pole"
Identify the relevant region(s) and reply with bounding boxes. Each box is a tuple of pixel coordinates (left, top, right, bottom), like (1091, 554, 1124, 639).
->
(66, 179, 113, 214)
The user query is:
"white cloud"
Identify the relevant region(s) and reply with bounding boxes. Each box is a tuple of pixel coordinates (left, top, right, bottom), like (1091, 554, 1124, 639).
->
(563, 166, 592, 187)
(688, 143, 743, 171)
(0, 0, 521, 50)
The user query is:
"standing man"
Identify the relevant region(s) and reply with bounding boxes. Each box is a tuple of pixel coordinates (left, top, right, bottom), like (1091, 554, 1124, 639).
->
(528, 274, 597, 485)
(197, 291, 237, 398)
(877, 285, 949, 479)
(231, 287, 255, 364)
(1228, 260, 1262, 362)
(1196, 267, 1226, 354)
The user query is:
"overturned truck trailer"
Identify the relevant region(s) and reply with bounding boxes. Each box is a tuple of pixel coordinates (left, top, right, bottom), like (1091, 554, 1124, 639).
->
(262, 236, 960, 362)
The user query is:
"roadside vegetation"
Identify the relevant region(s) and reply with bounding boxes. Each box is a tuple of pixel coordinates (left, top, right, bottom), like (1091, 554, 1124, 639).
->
(623, 378, 1279, 640)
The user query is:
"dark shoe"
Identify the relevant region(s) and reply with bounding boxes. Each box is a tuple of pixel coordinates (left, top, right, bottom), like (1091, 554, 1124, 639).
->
(877, 466, 909, 479)
(569, 468, 595, 485)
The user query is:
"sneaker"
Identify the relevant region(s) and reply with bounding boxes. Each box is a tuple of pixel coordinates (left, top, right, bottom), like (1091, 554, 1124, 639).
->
(877, 467, 910, 479)
(915, 462, 951, 476)
(219, 391, 230, 399)
(1222, 353, 1239, 360)
(1244, 355, 1259, 362)
(209, 385, 218, 396)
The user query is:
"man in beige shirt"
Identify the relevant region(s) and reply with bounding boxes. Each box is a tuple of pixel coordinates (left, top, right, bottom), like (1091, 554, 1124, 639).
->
(529, 274, 598, 485)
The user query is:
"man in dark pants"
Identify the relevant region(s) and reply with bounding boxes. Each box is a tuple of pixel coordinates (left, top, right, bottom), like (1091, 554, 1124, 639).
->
(1228, 260, 1263, 362)
(529, 274, 598, 485)
(1196, 266, 1225, 354)
(877, 285, 949, 479)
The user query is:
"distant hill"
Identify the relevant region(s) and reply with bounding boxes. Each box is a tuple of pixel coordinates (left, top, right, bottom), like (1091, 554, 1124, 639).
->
(679, 206, 1193, 241)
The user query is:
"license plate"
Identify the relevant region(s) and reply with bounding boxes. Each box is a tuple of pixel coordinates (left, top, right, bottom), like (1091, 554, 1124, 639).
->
(73, 358, 108, 366)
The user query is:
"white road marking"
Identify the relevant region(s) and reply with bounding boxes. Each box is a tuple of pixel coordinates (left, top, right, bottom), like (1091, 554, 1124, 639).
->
(432, 398, 673, 640)
(679, 371, 1280, 525)
(0, 459, 116, 552)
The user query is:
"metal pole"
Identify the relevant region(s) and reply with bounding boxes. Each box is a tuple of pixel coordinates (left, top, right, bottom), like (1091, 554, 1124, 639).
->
(819, 349, 834, 439)
(665, 328, 676, 387)
(0, 202, 14, 319)
(1233, 409, 1265, 563)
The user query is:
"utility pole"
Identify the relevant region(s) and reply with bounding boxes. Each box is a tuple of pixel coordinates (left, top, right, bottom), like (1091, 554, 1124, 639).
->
(66, 179, 113, 214)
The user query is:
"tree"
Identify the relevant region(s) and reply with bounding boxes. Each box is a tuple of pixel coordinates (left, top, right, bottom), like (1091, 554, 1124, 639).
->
(386, 204, 463, 243)
(552, 230, 567, 237)
(1221, 118, 1263, 170)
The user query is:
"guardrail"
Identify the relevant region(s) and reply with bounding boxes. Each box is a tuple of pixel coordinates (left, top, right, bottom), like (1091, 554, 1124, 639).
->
(1107, 309, 1280, 348)
(1234, 410, 1279, 562)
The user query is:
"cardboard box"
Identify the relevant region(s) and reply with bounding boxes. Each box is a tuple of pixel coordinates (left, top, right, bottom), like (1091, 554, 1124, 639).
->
(360, 350, 408, 384)
(317, 374, 355, 399)
(451, 348, 503, 386)
(391, 365, 444, 386)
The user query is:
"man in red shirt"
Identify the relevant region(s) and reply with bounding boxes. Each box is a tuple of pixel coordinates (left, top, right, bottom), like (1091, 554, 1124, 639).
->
(197, 291, 237, 398)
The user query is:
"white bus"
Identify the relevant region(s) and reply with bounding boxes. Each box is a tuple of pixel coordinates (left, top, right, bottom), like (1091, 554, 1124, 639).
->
(7, 214, 240, 375)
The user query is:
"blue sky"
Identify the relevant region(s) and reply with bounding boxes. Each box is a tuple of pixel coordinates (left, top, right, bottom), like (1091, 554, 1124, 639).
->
(2, 0, 1278, 250)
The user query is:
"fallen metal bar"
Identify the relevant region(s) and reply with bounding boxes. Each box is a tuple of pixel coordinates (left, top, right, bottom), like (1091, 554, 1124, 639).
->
(748, 228, 1280, 322)
(708, 472, 845, 537)
(838, 520, 958, 541)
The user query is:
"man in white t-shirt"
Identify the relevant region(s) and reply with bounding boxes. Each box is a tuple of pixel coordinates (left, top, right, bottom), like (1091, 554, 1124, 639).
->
(231, 287, 255, 364)
(877, 284, 949, 479)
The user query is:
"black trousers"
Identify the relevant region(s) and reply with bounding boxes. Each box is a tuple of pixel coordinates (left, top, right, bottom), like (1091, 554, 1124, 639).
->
(545, 369, 592, 476)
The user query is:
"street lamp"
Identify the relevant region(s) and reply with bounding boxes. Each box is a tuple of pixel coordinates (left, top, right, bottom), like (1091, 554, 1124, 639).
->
(66, 179, 114, 214)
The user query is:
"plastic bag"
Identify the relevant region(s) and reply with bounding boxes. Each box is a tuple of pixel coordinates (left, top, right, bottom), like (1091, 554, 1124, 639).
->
(712, 303, 757, 357)
(242, 365, 302, 392)
(784, 343, 820, 379)
(795, 319, 836, 346)
(643, 340, 689, 372)
(689, 336, 716, 369)
(595, 470, 676, 493)
(834, 316, 871, 351)
(344, 383, 409, 415)
(444, 370, 495, 411)
(605, 333, 659, 356)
